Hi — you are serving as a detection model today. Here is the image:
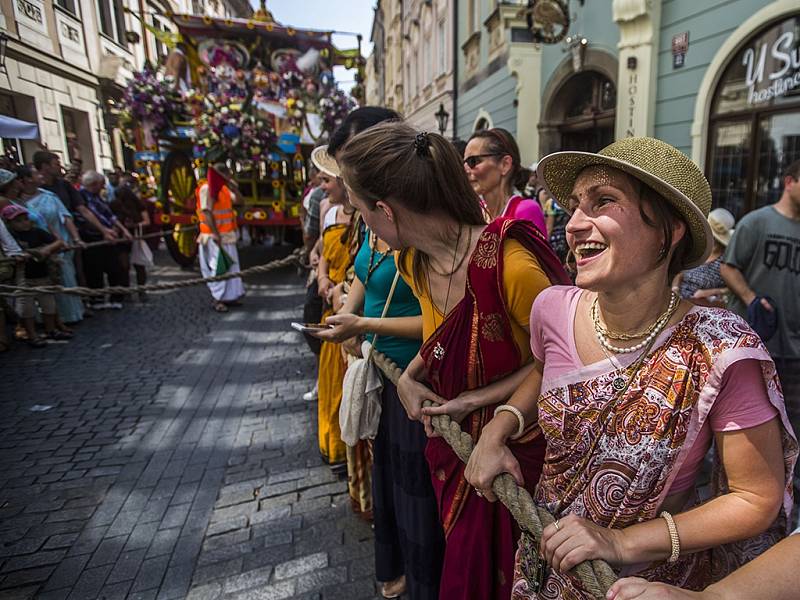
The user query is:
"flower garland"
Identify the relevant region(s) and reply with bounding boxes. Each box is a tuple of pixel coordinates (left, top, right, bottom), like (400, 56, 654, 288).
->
(119, 66, 181, 145)
(318, 88, 357, 137)
(192, 89, 277, 166)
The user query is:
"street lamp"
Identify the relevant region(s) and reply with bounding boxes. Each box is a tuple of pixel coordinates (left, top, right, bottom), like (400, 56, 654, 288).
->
(435, 103, 449, 136)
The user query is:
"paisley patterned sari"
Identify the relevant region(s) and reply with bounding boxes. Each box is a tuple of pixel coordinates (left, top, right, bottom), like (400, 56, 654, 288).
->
(512, 306, 798, 599)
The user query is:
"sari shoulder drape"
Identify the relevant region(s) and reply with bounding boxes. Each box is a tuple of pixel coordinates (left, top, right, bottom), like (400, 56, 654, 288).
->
(512, 308, 798, 599)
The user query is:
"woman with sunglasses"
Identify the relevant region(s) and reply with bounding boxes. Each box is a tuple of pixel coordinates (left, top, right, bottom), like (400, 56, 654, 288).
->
(464, 128, 547, 233)
(337, 121, 569, 600)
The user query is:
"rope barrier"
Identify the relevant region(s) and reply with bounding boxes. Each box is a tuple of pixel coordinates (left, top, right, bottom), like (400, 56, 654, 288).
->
(370, 350, 617, 599)
(0, 249, 305, 298)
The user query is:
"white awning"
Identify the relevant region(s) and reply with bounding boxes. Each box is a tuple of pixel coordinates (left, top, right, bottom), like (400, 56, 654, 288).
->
(0, 115, 39, 140)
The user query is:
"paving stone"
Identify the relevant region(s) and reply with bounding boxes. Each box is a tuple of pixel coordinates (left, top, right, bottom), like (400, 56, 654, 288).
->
(0, 257, 385, 599)
(273, 552, 328, 580)
(220, 566, 273, 594)
(294, 566, 349, 594)
(224, 580, 295, 600)
(205, 516, 248, 538)
(184, 581, 222, 600)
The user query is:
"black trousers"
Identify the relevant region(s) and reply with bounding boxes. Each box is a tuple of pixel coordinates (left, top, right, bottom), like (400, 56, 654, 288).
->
(372, 380, 444, 599)
(83, 245, 126, 302)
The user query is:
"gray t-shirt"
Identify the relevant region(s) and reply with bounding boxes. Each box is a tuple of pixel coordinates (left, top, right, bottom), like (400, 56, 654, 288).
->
(722, 205, 800, 358)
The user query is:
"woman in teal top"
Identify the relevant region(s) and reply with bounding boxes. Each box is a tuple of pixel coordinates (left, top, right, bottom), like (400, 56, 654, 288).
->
(316, 228, 444, 600)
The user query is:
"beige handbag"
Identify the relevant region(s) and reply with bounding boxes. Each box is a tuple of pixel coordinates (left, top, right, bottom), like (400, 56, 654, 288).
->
(339, 270, 401, 446)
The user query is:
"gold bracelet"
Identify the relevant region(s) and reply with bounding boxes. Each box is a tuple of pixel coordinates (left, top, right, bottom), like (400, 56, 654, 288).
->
(660, 511, 681, 563)
(493, 405, 525, 440)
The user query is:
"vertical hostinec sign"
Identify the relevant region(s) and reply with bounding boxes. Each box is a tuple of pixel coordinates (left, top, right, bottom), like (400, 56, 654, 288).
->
(741, 24, 800, 105)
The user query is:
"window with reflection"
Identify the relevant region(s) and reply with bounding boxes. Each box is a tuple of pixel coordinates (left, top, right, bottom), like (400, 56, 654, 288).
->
(707, 16, 800, 219)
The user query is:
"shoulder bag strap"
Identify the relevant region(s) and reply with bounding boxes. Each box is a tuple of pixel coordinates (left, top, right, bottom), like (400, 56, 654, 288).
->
(365, 268, 402, 362)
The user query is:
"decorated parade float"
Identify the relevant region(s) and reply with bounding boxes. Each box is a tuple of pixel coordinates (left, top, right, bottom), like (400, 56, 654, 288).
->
(119, 1, 363, 266)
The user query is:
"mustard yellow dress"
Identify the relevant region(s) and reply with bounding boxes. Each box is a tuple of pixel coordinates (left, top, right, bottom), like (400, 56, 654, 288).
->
(317, 222, 351, 465)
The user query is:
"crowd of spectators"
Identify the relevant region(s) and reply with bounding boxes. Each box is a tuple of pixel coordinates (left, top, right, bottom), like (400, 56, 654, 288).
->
(0, 151, 154, 351)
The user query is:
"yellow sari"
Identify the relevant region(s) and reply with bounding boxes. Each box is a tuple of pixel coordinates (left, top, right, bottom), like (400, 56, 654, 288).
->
(317, 222, 350, 465)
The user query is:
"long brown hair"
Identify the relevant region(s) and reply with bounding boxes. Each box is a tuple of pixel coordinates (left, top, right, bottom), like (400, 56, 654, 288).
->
(338, 121, 485, 288)
(469, 128, 532, 192)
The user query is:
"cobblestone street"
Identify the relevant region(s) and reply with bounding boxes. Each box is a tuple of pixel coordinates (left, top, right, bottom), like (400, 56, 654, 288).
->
(0, 248, 381, 600)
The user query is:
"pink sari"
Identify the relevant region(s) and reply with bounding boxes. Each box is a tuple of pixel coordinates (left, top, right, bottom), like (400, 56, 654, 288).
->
(420, 218, 570, 600)
(512, 307, 798, 599)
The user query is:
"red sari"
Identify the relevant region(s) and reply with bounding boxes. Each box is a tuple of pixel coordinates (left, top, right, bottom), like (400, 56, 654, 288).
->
(419, 218, 570, 600)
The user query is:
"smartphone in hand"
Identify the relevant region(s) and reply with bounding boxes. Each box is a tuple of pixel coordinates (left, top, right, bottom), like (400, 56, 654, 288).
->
(290, 322, 333, 333)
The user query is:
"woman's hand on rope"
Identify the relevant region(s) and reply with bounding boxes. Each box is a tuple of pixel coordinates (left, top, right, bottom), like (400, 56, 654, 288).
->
(541, 514, 627, 574)
(102, 227, 119, 242)
(397, 370, 445, 422)
(606, 577, 706, 600)
(464, 432, 524, 502)
(421, 390, 474, 425)
(313, 313, 364, 343)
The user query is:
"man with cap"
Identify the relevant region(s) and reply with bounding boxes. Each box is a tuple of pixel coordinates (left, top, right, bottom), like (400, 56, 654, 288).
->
(721, 158, 800, 464)
(196, 163, 244, 312)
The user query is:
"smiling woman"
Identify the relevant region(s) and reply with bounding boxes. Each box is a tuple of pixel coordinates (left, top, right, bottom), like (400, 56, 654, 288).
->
(464, 137, 798, 599)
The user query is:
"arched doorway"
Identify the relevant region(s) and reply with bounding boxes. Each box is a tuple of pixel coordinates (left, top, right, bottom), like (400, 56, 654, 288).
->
(556, 71, 616, 152)
(705, 15, 800, 219)
(540, 51, 618, 157)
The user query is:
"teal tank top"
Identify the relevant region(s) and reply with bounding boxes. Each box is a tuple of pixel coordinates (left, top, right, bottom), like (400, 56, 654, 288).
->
(353, 232, 421, 369)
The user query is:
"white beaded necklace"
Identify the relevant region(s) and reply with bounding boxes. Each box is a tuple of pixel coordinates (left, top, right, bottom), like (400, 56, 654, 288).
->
(591, 291, 679, 354)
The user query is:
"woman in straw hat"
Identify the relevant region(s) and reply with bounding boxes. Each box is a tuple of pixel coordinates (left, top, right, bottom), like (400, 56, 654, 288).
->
(672, 207, 735, 308)
(337, 121, 570, 600)
(464, 137, 797, 597)
(310, 144, 356, 470)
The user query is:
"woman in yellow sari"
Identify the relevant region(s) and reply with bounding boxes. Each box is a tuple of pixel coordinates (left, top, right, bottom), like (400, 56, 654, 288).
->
(314, 156, 356, 467)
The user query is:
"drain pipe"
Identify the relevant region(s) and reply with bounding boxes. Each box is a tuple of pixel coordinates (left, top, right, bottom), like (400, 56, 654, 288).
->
(451, 0, 458, 140)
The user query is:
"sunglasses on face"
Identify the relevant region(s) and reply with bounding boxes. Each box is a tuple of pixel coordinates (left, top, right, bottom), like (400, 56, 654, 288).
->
(463, 153, 502, 169)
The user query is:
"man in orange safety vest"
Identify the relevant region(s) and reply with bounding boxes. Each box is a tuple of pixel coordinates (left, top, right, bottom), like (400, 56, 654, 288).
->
(196, 163, 244, 312)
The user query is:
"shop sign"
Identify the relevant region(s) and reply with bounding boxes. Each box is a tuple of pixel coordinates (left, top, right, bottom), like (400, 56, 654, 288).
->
(672, 32, 688, 69)
(743, 30, 800, 105)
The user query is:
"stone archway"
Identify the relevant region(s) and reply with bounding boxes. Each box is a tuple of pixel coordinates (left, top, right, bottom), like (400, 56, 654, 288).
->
(539, 49, 618, 157)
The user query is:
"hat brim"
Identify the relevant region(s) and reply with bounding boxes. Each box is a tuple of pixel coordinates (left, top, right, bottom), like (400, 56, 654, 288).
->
(538, 151, 713, 269)
(711, 229, 731, 247)
(311, 145, 340, 178)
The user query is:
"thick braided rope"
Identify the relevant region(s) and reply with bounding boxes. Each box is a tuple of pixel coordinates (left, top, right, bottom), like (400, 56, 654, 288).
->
(371, 350, 617, 599)
(0, 249, 305, 298)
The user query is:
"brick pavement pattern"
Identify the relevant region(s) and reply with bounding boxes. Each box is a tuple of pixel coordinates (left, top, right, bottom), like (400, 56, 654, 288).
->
(0, 248, 385, 600)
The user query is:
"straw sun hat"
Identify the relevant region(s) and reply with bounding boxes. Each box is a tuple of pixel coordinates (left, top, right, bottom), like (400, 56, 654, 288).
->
(311, 145, 340, 178)
(707, 207, 735, 247)
(537, 137, 713, 269)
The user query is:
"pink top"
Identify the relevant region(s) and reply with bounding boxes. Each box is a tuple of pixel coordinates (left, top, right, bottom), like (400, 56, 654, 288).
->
(530, 286, 778, 494)
(504, 195, 547, 235)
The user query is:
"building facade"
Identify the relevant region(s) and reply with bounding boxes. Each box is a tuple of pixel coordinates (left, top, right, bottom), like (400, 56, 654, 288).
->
(368, 0, 455, 137)
(0, 0, 251, 171)
(452, 0, 799, 219)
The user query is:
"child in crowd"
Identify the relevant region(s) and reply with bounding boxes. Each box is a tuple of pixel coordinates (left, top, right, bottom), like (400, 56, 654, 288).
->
(1, 204, 71, 347)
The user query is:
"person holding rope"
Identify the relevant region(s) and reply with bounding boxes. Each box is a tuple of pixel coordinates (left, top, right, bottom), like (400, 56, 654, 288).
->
(337, 121, 569, 600)
(311, 149, 356, 472)
(196, 163, 244, 313)
(312, 107, 446, 600)
(463, 137, 797, 598)
(18, 166, 85, 324)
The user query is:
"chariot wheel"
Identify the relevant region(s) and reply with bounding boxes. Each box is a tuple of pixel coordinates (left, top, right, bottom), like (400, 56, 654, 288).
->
(161, 150, 199, 267)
